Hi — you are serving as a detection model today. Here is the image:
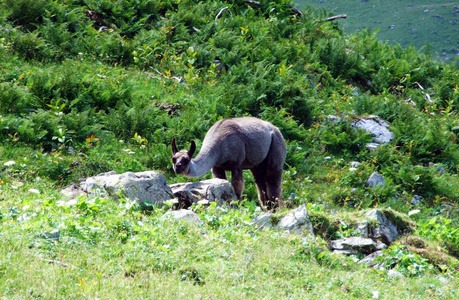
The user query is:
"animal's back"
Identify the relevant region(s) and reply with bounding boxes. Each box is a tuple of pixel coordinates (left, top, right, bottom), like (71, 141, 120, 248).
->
(201, 117, 283, 168)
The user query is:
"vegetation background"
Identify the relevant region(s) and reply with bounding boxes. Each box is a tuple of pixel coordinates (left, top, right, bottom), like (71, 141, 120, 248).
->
(296, 0, 459, 64)
(0, 0, 458, 298)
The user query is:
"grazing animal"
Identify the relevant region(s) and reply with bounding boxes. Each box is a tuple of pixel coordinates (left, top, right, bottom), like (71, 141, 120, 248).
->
(171, 117, 286, 210)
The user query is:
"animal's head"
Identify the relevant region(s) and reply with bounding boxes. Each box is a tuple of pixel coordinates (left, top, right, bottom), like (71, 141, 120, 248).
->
(171, 137, 196, 175)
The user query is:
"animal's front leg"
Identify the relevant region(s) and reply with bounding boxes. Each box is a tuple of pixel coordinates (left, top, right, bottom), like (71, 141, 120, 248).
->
(231, 167, 244, 199)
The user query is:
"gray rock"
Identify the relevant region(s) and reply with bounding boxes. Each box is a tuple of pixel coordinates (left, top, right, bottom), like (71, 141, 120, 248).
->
(82, 171, 174, 206)
(367, 172, 385, 188)
(161, 209, 204, 226)
(60, 184, 86, 200)
(411, 195, 423, 205)
(387, 269, 404, 278)
(352, 116, 394, 144)
(358, 250, 384, 266)
(40, 230, 61, 241)
(330, 237, 378, 254)
(366, 210, 398, 244)
(350, 161, 362, 168)
(332, 249, 359, 255)
(170, 179, 237, 207)
(365, 143, 380, 151)
(275, 204, 314, 235)
(375, 241, 388, 250)
(251, 212, 273, 229)
(353, 220, 369, 238)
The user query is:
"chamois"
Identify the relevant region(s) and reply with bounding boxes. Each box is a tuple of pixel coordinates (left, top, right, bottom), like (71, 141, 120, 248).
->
(171, 117, 286, 210)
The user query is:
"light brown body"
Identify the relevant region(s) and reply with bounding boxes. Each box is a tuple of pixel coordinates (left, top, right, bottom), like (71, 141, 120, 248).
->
(172, 117, 286, 210)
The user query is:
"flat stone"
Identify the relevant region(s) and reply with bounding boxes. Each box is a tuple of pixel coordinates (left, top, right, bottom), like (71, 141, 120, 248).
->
(330, 237, 378, 254)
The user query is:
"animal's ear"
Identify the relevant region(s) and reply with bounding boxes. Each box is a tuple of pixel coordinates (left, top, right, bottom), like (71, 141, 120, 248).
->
(171, 137, 178, 154)
(188, 140, 196, 157)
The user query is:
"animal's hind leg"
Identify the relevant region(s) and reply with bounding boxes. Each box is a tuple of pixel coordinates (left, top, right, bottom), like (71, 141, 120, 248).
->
(265, 169, 283, 210)
(250, 165, 267, 207)
(230, 167, 244, 199)
(212, 166, 227, 180)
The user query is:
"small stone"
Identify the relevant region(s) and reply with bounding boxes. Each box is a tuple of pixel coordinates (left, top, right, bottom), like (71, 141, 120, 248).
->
(41, 230, 60, 241)
(387, 269, 404, 278)
(438, 276, 448, 284)
(367, 172, 385, 188)
(350, 161, 362, 168)
(358, 250, 384, 266)
(161, 209, 204, 226)
(408, 209, 420, 216)
(411, 195, 423, 205)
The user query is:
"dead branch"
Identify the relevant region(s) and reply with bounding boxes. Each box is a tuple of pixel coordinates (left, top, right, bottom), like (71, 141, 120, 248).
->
(215, 6, 230, 21)
(414, 82, 433, 103)
(289, 5, 303, 17)
(320, 14, 347, 22)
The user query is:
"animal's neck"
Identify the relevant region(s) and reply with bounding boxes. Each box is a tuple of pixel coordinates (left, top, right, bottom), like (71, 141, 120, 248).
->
(186, 150, 218, 177)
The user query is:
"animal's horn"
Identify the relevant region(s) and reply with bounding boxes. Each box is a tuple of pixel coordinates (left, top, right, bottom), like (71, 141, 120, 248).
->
(188, 140, 196, 157)
(171, 137, 178, 154)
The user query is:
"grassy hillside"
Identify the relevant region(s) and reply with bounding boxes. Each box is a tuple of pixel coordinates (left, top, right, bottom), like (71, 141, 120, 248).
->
(0, 0, 458, 298)
(295, 0, 459, 63)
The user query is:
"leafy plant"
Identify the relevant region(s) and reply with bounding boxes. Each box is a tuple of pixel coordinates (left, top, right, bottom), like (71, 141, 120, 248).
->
(377, 245, 434, 277)
(416, 216, 458, 257)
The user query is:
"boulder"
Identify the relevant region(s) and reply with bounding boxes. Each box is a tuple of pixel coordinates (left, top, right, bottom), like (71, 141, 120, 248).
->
(330, 237, 378, 254)
(275, 204, 314, 235)
(169, 179, 237, 207)
(366, 210, 398, 244)
(351, 116, 394, 144)
(81, 171, 174, 206)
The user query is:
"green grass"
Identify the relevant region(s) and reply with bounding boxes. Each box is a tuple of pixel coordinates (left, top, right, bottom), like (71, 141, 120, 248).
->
(1, 189, 457, 299)
(295, 0, 459, 63)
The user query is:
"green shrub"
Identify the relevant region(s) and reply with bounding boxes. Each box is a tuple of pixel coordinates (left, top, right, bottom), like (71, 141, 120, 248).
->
(4, 0, 50, 28)
(319, 118, 373, 157)
(416, 216, 458, 257)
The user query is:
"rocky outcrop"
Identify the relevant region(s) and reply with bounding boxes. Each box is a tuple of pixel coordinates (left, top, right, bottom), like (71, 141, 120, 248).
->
(61, 172, 238, 208)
